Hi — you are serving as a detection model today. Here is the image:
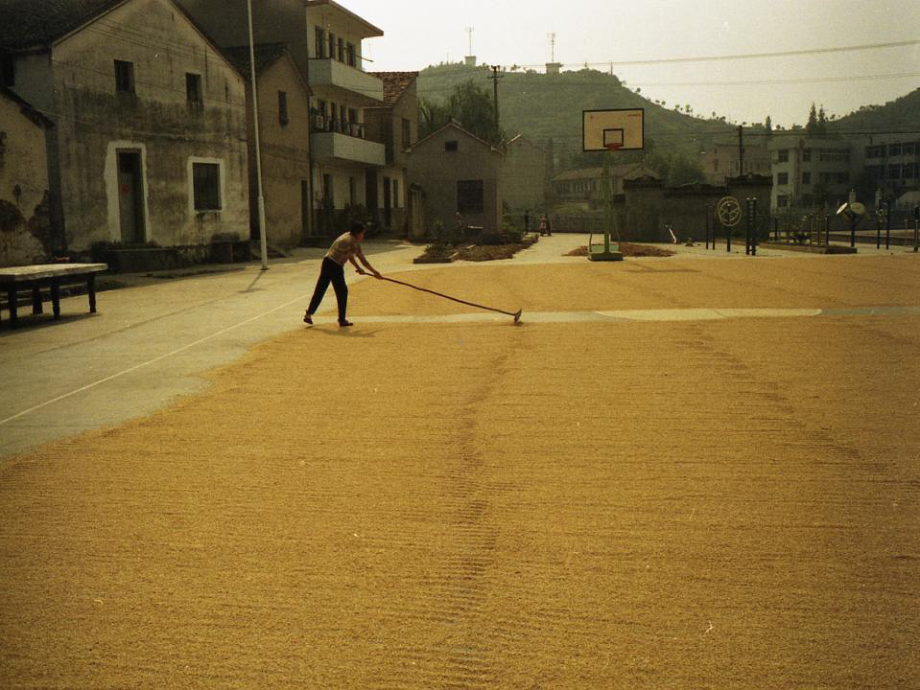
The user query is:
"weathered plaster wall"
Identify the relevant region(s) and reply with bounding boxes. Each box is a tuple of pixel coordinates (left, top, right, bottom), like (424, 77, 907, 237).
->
(502, 138, 546, 212)
(51, 0, 249, 251)
(250, 55, 312, 247)
(0, 95, 51, 266)
(408, 126, 503, 233)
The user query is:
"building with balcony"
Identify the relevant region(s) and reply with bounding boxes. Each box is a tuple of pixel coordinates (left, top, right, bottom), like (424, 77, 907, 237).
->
(178, 0, 389, 236)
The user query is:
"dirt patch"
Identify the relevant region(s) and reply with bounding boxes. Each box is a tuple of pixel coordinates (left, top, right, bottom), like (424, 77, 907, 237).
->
(566, 243, 676, 258)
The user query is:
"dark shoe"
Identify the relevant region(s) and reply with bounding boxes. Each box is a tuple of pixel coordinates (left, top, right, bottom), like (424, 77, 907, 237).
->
(339, 320, 354, 328)
(304, 313, 313, 325)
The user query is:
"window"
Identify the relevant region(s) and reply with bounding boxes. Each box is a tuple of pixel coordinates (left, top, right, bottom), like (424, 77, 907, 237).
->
(802, 149, 811, 162)
(402, 118, 411, 149)
(346, 43, 356, 67)
(337, 38, 345, 62)
(348, 108, 357, 123)
(457, 180, 484, 213)
(777, 149, 789, 163)
(445, 140, 458, 152)
(712, 159, 719, 172)
(193, 163, 221, 211)
(393, 179, 400, 209)
(327, 33, 336, 59)
(802, 172, 811, 185)
(777, 172, 789, 185)
(186, 73, 202, 107)
(866, 145, 886, 158)
(315, 27, 326, 58)
(889, 164, 901, 180)
(889, 144, 903, 157)
(349, 176, 356, 205)
(777, 195, 789, 208)
(904, 163, 918, 179)
(115, 60, 135, 94)
(279, 91, 289, 126)
(1, 54, 14, 87)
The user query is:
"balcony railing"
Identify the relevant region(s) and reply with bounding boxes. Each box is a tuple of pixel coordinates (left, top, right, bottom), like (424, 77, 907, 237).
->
(310, 114, 366, 139)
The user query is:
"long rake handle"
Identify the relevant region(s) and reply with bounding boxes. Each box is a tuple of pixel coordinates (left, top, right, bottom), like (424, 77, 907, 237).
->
(376, 275, 518, 319)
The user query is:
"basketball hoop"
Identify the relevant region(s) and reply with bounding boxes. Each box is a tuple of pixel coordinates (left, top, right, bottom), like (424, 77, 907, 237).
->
(605, 142, 623, 152)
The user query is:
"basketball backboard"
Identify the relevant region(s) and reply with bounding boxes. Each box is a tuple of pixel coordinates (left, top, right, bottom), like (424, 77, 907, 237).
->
(583, 108, 645, 152)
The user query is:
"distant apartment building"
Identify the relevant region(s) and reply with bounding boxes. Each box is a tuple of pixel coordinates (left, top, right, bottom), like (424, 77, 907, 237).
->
(768, 135, 852, 209)
(701, 141, 771, 186)
(856, 136, 920, 207)
(549, 164, 656, 211)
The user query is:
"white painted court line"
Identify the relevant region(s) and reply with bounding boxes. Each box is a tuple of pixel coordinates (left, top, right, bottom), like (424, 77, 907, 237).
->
(0, 290, 316, 427)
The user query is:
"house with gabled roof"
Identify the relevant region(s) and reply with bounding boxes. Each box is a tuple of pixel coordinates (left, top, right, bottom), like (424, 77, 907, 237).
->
(364, 71, 419, 234)
(0, 86, 54, 265)
(0, 0, 249, 257)
(407, 120, 504, 235)
(227, 43, 313, 248)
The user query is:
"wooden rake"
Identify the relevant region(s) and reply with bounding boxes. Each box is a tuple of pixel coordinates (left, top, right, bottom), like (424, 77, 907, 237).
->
(371, 275, 522, 324)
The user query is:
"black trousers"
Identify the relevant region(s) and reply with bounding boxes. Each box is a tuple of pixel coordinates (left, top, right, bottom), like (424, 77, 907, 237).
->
(307, 257, 347, 322)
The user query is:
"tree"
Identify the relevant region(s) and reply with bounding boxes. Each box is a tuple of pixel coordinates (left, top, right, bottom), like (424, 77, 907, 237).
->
(417, 80, 504, 146)
(806, 103, 819, 135)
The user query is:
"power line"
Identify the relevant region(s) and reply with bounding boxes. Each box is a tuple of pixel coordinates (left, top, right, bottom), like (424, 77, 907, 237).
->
(561, 38, 920, 68)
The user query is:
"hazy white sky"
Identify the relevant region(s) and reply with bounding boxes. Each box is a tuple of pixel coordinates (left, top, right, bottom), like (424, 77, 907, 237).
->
(345, 0, 920, 128)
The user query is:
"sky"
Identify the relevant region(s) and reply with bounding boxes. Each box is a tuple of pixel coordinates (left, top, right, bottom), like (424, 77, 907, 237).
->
(344, 0, 920, 129)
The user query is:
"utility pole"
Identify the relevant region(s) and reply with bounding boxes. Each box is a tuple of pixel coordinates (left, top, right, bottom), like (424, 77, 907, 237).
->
(489, 65, 503, 143)
(466, 27, 474, 55)
(548, 33, 556, 63)
(737, 125, 745, 179)
(247, 0, 269, 270)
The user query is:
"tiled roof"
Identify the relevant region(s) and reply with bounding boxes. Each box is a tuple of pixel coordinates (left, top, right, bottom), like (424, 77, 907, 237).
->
(369, 71, 418, 106)
(0, 0, 124, 50)
(226, 43, 289, 77)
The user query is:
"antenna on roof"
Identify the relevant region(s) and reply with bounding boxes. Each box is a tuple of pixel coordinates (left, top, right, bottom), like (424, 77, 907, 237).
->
(465, 27, 476, 67)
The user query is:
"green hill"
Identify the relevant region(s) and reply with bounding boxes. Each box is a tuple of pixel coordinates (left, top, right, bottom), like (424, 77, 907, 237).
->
(830, 87, 920, 133)
(418, 63, 735, 164)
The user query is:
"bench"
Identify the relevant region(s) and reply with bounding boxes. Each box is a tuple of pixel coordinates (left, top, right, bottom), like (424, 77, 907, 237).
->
(0, 264, 108, 328)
